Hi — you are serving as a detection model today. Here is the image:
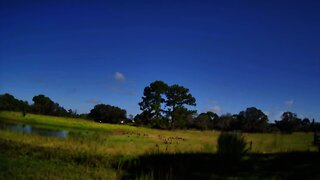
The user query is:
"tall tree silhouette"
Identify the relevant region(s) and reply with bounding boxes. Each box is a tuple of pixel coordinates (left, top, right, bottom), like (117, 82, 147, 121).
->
(238, 107, 269, 132)
(138, 81, 169, 119)
(165, 84, 196, 129)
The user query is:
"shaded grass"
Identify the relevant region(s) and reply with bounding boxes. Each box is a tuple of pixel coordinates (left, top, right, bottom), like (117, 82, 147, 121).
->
(121, 152, 320, 179)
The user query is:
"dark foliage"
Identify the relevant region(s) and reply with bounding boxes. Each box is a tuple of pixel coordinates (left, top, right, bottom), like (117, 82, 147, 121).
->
(275, 112, 303, 133)
(0, 93, 29, 112)
(238, 107, 269, 132)
(1, 89, 318, 132)
(217, 132, 248, 163)
(138, 80, 169, 119)
(0, 93, 79, 118)
(138, 81, 196, 129)
(170, 107, 195, 129)
(31, 94, 69, 116)
(88, 104, 127, 124)
(214, 114, 237, 131)
(165, 84, 196, 129)
(134, 111, 153, 126)
(194, 112, 219, 130)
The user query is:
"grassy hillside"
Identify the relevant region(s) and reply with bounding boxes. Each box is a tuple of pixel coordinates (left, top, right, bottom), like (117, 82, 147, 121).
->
(0, 111, 318, 179)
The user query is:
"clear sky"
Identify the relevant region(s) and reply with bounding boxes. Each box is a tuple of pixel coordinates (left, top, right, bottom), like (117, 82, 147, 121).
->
(1, 0, 319, 121)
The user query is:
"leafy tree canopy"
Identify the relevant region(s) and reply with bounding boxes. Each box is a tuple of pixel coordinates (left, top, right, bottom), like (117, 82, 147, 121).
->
(0, 93, 29, 112)
(138, 81, 196, 129)
(139, 80, 169, 119)
(238, 107, 269, 132)
(89, 104, 127, 124)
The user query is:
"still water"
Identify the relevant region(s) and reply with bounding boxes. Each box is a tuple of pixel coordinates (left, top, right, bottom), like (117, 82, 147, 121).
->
(0, 119, 68, 138)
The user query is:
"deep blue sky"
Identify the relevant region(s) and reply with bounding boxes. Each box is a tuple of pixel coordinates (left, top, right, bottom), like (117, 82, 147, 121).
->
(1, 0, 319, 121)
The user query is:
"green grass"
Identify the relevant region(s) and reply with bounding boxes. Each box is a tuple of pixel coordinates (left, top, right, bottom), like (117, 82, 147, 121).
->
(0, 111, 318, 179)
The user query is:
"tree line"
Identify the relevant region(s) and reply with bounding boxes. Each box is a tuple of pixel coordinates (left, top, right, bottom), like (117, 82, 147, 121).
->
(134, 81, 319, 133)
(0, 93, 78, 117)
(0, 80, 319, 133)
(0, 93, 126, 122)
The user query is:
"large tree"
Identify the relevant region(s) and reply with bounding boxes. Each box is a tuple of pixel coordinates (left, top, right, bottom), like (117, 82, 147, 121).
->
(138, 81, 196, 129)
(165, 84, 196, 128)
(138, 81, 169, 119)
(238, 107, 269, 132)
(89, 104, 127, 124)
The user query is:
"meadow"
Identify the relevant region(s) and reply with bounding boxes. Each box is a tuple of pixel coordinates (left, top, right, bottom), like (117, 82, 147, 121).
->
(0, 111, 319, 179)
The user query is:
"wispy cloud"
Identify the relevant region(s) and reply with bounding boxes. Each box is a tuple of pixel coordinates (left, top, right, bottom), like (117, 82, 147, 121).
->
(208, 105, 222, 114)
(114, 72, 126, 82)
(107, 72, 136, 96)
(108, 86, 136, 96)
(285, 100, 294, 108)
(86, 99, 102, 105)
(203, 100, 222, 114)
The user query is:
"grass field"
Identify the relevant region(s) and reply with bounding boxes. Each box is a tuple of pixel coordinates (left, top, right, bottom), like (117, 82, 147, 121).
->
(0, 111, 319, 179)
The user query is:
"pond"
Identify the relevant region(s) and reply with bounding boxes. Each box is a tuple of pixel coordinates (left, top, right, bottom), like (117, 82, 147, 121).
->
(0, 119, 68, 138)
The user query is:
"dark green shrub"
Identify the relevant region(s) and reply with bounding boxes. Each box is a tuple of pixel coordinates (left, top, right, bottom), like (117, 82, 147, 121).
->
(217, 132, 248, 163)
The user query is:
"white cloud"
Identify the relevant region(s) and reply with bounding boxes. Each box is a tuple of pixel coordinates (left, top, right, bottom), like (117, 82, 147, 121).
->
(114, 72, 125, 81)
(285, 100, 294, 108)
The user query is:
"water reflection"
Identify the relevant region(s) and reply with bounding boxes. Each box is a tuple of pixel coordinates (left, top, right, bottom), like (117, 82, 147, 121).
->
(0, 120, 68, 138)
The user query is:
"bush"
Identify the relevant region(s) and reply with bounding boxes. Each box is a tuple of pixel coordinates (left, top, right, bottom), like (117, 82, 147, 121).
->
(217, 132, 248, 163)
